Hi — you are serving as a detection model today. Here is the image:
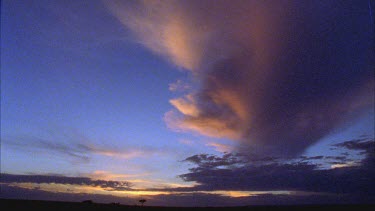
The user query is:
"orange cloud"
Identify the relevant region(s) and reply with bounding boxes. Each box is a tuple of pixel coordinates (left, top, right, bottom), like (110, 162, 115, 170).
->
(85, 170, 147, 181)
(104, 0, 282, 142)
(7, 182, 293, 199)
(205, 142, 234, 153)
(330, 161, 361, 169)
(105, 0, 208, 70)
(105, 0, 373, 157)
(164, 110, 241, 139)
(169, 94, 200, 117)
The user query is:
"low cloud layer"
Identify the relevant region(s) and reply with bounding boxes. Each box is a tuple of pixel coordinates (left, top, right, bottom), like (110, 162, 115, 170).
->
(4, 184, 371, 206)
(178, 137, 374, 199)
(106, 0, 373, 157)
(1, 174, 132, 191)
(1, 138, 373, 205)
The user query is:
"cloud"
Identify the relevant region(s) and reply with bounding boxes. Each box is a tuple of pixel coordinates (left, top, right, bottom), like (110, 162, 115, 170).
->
(2, 136, 91, 162)
(2, 135, 165, 162)
(178, 138, 375, 199)
(4, 184, 373, 206)
(183, 153, 245, 169)
(0, 174, 132, 191)
(169, 94, 200, 117)
(106, 0, 374, 157)
(332, 138, 375, 153)
(83, 171, 143, 181)
(330, 161, 360, 169)
(205, 142, 234, 153)
(164, 109, 242, 140)
(1, 136, 374, 206)
(169, 79, 191, 92)
(0, 184, 138, 205)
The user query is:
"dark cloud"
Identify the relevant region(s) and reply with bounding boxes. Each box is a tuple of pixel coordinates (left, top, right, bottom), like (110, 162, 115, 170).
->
(325, 156, 348, 161)
(0, 184, 137, 205)
(0, 174, 132, 191)
(332, 138, 375, 153)
(183, 153, 246, 169)
(178, 138, 375, 201)
(331, 137, 375, 166)
(299, 156, 324, 160)
(188, 0, 373, 157)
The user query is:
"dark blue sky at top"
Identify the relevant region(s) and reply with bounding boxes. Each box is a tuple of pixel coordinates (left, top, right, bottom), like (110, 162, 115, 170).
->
(2, 0, 183, 143)
(1, 0, 374, 206)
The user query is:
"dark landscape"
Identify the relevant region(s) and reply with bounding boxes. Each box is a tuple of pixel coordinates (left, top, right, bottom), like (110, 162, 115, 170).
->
(1, 199, 374, 211)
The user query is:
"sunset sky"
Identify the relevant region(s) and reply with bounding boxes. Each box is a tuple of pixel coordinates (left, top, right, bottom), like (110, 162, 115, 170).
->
(1, 0, 374, 206)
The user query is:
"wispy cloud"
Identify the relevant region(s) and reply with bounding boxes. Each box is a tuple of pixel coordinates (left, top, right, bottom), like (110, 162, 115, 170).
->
(83, 170, 146, 181)
(178, 139, 194, 146)
(169, 79, 191, 92)
(2, 135, 166, 162)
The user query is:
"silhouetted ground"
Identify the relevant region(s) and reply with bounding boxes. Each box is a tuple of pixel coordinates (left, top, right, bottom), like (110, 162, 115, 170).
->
(1, 198, 374, 210)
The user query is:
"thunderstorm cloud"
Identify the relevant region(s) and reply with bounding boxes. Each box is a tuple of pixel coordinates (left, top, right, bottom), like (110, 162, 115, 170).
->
(106, 0, 373, 157)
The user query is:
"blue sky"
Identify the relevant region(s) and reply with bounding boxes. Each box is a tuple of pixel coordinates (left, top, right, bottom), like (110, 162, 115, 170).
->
(1, 0, 374, 206)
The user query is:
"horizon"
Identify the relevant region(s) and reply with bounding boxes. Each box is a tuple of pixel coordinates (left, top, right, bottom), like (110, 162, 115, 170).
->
(1, 0, 374, 207)
(1, 198, 374, 207)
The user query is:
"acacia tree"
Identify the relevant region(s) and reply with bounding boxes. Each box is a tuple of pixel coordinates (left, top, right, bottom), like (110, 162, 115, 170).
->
(139, 199, 147, 206)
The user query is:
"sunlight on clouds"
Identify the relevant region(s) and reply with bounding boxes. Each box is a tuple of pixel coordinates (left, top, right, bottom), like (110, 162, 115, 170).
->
(330, 161, 361, 169)
(128, 179, 197, 190)
(205, 142, 234, 153)
(6, 182, 166, 197)
(7, 182, 89, 194)
(104, 0, 281, 145)
(162, 19, 203, 70)
(181, 116, 241, 140)
(211, 89, 250, 122)
(7, 182, 294, 198)
(164, 110, 241, 139)
(105, 0, 207, 70)
(85, 171, 147, 181)
(210, 190, 291, 198)
(105, 0, 373, 158)
(86, 170, 197, 190)
(95, 150, 144, 159)
(91, 146, 169, 160)
(170, 94, 200, 117)
(7, 180, 337, 200)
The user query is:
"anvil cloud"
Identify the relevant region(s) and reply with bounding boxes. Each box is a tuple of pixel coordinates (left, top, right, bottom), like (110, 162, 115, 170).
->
(106, 0, 373, 157)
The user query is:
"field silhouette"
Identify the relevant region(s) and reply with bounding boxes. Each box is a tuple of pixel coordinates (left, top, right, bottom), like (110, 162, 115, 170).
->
(1, 198, 374, 210)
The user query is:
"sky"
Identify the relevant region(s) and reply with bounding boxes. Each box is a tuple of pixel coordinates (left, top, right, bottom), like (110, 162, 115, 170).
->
(1, 0, 374, 207)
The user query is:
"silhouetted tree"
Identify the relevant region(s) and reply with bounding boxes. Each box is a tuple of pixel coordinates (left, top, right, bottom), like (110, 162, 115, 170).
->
(82, 200, 93, 204)
(139, 199, 146, 206)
